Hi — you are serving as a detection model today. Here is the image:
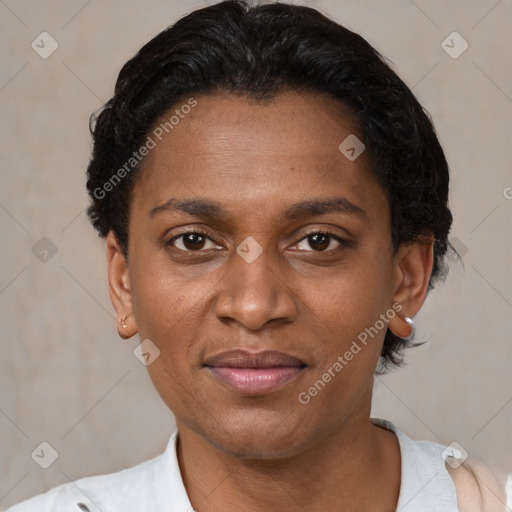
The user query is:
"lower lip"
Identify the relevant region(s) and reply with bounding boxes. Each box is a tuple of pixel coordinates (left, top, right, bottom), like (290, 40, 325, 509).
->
(205, 366, 304, 395)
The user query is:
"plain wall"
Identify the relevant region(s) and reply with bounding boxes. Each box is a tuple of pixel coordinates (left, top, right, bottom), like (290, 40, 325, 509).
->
(1, 0, 512, 508)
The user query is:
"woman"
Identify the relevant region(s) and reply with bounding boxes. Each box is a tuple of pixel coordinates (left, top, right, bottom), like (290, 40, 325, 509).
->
(5, 0, 510, 510)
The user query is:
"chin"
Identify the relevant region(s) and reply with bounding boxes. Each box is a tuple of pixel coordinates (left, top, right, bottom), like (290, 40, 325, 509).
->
(197, 408, 313, 460)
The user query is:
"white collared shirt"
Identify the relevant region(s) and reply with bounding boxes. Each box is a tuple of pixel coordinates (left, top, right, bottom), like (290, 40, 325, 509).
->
(4, 418, 510, 511)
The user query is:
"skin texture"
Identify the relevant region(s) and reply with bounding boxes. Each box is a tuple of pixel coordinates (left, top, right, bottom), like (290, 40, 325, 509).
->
(106, 90, 434, 512)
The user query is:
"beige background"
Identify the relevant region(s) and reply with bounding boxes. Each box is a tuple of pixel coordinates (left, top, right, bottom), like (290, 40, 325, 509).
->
(1, 0, 512, 508)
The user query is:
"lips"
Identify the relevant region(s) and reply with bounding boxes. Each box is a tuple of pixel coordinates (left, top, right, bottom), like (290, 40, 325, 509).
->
(203, 349, 306, 395)
(204, 349, 305, 368)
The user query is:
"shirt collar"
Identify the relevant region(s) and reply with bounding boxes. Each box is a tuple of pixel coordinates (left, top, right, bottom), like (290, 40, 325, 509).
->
(153, 431, 193, 512)
(371, 417, 458, 511)
(155, 420, 458, 511)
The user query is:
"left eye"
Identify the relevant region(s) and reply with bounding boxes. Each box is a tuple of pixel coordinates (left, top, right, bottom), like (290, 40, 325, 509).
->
(294, 232, 344, 252)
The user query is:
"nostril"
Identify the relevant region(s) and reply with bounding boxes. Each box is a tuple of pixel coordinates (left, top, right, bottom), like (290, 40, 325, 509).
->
(76, 503, 91, 511)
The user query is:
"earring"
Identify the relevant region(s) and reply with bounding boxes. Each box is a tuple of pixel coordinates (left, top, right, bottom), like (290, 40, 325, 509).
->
(121, 315, 128, 329)
(401, 316, 415, 341)
(393, 314, 427, 347)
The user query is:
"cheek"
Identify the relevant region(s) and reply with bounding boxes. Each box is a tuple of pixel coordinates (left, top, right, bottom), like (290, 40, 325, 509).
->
(134, 290, 199, 356)
(131, 254, 209, 332)
(297, 274, 389, 412)
(132, 273, 206, 411)
(130, 260, 223, 379)
(300, 255, 394, 396)
(311, 259, 391, 335)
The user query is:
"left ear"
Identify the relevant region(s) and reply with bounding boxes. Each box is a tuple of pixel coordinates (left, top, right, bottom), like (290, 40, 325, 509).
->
(387, 234, 434, 339)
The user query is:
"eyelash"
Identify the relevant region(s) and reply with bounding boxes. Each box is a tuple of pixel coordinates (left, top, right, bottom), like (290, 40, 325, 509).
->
(166, 228, 352, 253)
(167, 228, 216, 250)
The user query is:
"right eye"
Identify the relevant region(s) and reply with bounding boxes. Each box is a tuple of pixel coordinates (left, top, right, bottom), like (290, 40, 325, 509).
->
(167, 230, 222, 252)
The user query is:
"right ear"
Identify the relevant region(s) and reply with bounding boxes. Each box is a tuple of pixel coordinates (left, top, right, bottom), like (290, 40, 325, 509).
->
(106, 231, 138, 339)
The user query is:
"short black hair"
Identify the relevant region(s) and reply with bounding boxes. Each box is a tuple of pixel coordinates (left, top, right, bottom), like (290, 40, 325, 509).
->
(86, 0, 453, 372)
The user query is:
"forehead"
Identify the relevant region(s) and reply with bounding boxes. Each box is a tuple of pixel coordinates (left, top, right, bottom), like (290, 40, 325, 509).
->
(144, 90, 361, 160)
(130, 90, 385, 222)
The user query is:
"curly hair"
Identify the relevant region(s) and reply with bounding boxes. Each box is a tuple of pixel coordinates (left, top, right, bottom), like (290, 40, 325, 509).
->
(86, 0, 453, 373)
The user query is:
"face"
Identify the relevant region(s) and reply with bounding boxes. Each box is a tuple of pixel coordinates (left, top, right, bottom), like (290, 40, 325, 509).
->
(108, 90, 429, 459)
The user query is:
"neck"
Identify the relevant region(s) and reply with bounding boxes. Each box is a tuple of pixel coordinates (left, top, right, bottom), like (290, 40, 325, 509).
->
(175, 405, 401, 512)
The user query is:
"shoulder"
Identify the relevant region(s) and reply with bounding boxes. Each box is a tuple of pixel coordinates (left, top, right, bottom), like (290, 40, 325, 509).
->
(3, 452, 163, 512)
(371, 418, 511, 511)
(445, 455, 510, 512)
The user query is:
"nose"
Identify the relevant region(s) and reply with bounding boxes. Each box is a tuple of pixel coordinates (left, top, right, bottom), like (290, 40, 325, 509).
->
(214, 241, 298, 331)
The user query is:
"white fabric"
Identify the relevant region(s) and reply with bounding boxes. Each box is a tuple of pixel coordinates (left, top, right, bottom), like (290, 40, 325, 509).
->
(372, 418, 458, 511)
(3, 417, 502, 511)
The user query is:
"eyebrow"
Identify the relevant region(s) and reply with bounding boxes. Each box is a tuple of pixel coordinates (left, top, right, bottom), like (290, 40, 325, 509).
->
(149, 197, 367, 221)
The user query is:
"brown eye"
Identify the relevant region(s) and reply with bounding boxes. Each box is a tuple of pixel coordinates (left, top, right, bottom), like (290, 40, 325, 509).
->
(182, 233, 206, 250)
(168, 231, 221, 252)
(294, 231, 348, 252)
(307, 233, 331, 251)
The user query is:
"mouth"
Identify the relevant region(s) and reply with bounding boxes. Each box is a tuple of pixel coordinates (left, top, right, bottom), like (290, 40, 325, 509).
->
(203, 349, 307, 396)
